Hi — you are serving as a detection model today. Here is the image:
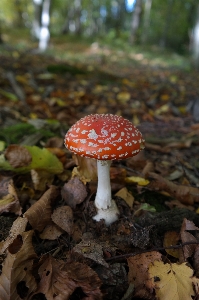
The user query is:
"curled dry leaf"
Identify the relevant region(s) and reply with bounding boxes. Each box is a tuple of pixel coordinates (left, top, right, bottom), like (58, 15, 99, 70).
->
(51, 206, 73, 235)
(31, 169, 54, 191)
(163, 231, 181, 259)
(61, 177, 88, 209)
(25, 185, 59, 232)
(127, 251, 162, 299)
(148, 172, 199, 205)
(0, 230, 37, 300)
(39, 222, 64, 240)
(115, 187, 134, 208)
(72, 154, 97, 183)
(4, 144, 32, 168)
(180, 218, 199, 260)
(0, 216, 28, 254)
(0, 178, 22, 215)
(149, 261, 195, 300)
(34, 255, 102, 300)
(72, 236, 109, 268)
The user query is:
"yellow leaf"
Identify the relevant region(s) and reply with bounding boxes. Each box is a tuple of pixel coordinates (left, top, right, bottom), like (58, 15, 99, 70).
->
(125, 176, 149, 186)
(163, 231, 181, 258)
(117, 91, 131, 103)
(115, 187, 134, 208)
(132, 114, 140, 125)
(149, 261, 195, 300)
(155, 104, 169, 115)
(160, 94, 170, 101)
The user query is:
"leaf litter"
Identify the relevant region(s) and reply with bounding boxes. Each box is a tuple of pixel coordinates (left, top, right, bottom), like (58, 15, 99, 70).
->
(0, 49, 199, 299)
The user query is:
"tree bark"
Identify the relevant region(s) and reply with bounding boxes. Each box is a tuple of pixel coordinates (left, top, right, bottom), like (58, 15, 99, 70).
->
(129, 0, 142, 44)
(141, 0, 152, 44)
(192, 5, 199, 70)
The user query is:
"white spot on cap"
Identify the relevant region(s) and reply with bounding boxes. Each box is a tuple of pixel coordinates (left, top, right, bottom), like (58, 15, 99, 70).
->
(101, 128, 108, 136)
(117, 146, 122, 150)
(111, 133, 117, 138)
(80, 139, 87, 144)
(88, 129, 98, 140)
(102, 155, 109, 159)
(88, 142, 98, 147)
(81, 130, 88, 134)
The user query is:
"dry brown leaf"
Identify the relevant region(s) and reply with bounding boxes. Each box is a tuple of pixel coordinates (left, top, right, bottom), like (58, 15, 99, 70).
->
(61, 177, 87, 208)
(127, 251, 162, 298)
(149, 261, 195, 300)
(180, 218, 199, 260)
(4, 144, 32, 168)
(25, 185, 59, 232)
(163, 231, 182, 258)
(33, 256, 102, 300)
(39, 222, 64, 240)
(115, 187, 134, 208)
(148, 172, 199, 204)
(72, 237, 109, 268)
(0, 230, 37, 300)
(0, 179, 22, 214)
(142, 160, 154, 177)
(30, 169, 54, 191)
(0, 216, 28, 254)
(72, 154, 97, 183)
(51, 206, 73, 235)
(193, 245, 199, 277)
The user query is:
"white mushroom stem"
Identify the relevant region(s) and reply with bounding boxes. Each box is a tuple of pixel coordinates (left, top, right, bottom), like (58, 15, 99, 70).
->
(93, 160, 119, 226)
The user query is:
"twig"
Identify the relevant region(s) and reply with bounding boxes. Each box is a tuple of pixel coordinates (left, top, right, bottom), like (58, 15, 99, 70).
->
(105, 241, 199, 262)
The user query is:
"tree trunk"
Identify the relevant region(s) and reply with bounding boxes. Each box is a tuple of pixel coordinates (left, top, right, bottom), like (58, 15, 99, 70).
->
(74, 0, 82, 35)
(32, 0, 43, 39)
(38, 0, 51, 51)
(160, 0, 174, 48)
(129, 0, 142, 44)
(192, 5, 199, 70)
(141, 0, 152, 44)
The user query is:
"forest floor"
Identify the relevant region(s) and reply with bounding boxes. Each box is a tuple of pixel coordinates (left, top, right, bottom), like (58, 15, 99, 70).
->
(0, 34, 199, 300)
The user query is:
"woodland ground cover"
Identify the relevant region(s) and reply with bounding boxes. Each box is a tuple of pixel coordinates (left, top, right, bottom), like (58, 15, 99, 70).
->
(0, 33, 199, 299)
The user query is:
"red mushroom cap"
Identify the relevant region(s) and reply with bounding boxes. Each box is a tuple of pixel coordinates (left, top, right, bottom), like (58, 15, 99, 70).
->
(64, 114, 145, 160)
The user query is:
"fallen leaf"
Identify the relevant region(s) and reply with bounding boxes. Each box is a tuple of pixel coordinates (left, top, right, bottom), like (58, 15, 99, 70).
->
(72, 154, 97, 183)
(149, 261, 195, 300)
(0, 216, 28, 255)
(180, 218, 199, 259)
(4, 144, 32, 168)
(0, 179, 21, 214)
(117, 91, 131, 103)
(51, 206, 73, 235)
(30, 169, 54, 191)
(25, 185, 59, 232)
(73, 236, 109, 268)
(34, 256, 102, 300)
(0, 230, 37, 300)
(0, 146, 63, 174)
(127, 251, 161, 298)
(39, 222, 64, 240)
(125, 176, 149, 186)
(61, 177, 87, 208)
(163, 231, 181, 258)
(115, 187, 134, 208)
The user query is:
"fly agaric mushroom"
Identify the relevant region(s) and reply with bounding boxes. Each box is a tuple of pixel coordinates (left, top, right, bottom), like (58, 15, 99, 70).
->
(64, 114, 145, 226)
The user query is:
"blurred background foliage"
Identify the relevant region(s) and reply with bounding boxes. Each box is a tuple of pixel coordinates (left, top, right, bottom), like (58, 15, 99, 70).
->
(0, 0, 199, 69)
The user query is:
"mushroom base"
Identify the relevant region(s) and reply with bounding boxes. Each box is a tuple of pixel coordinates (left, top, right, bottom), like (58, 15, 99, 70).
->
(93, 200, 119, 226)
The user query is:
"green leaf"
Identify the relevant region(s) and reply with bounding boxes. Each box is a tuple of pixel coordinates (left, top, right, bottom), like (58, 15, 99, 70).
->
(0, 146, 63, 174)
